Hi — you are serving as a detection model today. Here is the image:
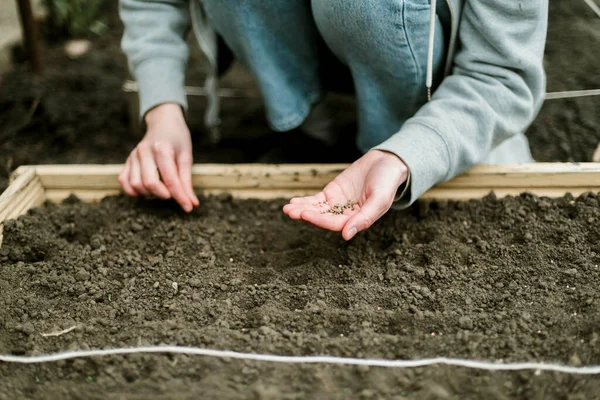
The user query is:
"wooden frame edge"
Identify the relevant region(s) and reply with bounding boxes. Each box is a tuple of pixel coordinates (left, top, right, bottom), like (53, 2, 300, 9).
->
(0, 167, 46, 247)
(27, 162, 600, 198)
(2, 162, 600, 246)
(7, 162, 600, 200)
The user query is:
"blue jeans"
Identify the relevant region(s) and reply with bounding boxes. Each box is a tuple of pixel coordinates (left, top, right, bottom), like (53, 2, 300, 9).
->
(201, 0, 446, 153)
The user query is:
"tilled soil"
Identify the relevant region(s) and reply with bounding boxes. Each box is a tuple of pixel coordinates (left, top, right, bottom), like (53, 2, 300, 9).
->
(1, 193, 600, 399)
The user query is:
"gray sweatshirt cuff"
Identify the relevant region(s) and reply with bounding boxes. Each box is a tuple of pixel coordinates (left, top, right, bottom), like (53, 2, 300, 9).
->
(133, 58, 188, 120)
(373, 122, 451, 209)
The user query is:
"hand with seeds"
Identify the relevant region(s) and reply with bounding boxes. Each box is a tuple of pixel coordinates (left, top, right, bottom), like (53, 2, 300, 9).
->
(283, 150, 408, 240)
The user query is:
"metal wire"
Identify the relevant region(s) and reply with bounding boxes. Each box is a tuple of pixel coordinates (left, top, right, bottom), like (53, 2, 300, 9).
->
(583, 0, 600, 18)
(545, 89, 600, 100)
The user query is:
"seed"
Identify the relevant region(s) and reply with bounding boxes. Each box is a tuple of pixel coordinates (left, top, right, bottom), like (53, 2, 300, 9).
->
(323, 200, 358, 216)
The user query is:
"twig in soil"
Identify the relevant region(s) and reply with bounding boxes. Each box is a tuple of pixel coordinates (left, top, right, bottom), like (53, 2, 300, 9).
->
(41, 325, 79, 337)
(1, 97, 40, 141)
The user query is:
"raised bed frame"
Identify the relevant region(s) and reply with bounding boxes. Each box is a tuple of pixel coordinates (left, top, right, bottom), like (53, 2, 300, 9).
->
(1, 163, 600, 247)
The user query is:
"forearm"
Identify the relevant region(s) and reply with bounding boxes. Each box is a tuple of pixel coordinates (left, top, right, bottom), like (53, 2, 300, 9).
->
(375, 0, 548, 207)
(119, 0, 191, 118)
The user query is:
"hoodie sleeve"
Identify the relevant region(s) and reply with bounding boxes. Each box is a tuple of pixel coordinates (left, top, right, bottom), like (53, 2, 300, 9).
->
(119, 0, 191, 119)
(373, 0, 548, 207)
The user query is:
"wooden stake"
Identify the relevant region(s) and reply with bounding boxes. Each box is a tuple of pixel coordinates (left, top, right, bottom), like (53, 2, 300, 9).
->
(15, 0, 43, 74)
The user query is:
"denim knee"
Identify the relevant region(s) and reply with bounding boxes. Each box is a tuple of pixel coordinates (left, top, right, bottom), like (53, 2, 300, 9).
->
(202, 0, 324, 132)
(312, 0, 446, 151)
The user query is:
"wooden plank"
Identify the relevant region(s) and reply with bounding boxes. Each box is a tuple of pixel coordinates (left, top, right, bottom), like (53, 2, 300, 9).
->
(6, 163, 600, 208)
(0, 167, 42, 220)
(421, 187, 600, 201)
(0, 179, 45, 221)
(29, 164, 347, 190)
(441, 163, 600, 188)
(21, 163, 600, 192)
(0, 167, 46, 247)
(44, 189, 121, 203)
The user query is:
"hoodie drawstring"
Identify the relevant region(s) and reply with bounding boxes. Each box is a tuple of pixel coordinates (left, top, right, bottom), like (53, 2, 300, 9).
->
(426, 0, 437, 101)
(190, 0, 221, 144)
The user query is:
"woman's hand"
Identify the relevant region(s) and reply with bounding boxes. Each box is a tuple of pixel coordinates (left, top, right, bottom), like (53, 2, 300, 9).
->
(119, 103, 199, 212)
(283, 150, 408, 240)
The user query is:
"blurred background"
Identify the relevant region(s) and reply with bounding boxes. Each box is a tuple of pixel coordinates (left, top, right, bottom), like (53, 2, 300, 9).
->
(0, 0, 599, 192)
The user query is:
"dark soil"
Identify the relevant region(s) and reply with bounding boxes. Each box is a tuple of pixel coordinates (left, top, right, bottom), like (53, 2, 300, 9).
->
(1, 1, 600, 193)
(1, 192, 600, 399)
(1, 2, 600, 397)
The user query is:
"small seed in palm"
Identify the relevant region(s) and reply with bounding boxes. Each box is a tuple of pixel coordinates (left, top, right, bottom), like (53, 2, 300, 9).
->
(320, 200, 357, 215)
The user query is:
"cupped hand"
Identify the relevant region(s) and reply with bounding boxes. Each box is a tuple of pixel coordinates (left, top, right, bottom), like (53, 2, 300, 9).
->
(283, 150, 408, 240)
(118, 103, 199, 212)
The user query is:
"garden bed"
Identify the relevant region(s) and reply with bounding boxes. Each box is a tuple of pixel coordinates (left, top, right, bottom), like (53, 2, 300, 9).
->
(1, 0, 600, 398)
(1, 164, 600, 399)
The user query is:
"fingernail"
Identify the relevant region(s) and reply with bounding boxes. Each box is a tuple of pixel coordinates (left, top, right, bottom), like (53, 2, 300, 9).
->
(347, 227, 357, 240)
(184, 205, 192, 213)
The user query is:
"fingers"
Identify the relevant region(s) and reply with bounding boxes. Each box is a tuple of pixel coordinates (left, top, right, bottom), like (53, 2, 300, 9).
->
(284, 192, 330, 220)
(282, 204, 301, 219)
(177, 153, 199, 207)
(118, 161, 136, 196)
(289, 192, 327, 205)
(138, 145, 171, 200)
(153, 143, 193, 212)
(300, 210, 348, 231)
(120, 142, 197, 213)
(128, 152, 150, 196)
(342, 191, 392, 241)
(283, 203, 322, 219)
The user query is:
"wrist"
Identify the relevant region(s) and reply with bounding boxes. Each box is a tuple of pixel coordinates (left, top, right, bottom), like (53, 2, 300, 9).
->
(371, 149, 408, 169)
(370, 149, 409, 186)
(144, 103, 184, 126)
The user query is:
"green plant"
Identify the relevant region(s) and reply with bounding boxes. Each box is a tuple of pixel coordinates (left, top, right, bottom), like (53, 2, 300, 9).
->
(44, 0, 107, 37)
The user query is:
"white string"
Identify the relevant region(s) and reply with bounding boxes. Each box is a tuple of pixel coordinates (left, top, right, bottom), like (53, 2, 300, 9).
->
(583, 0, 600, 18)
(545, 89, 600, 100)
(1, 346, 600, 374)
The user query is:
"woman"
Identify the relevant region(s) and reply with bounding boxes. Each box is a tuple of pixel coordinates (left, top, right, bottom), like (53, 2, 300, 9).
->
(119, 0, 548, 240)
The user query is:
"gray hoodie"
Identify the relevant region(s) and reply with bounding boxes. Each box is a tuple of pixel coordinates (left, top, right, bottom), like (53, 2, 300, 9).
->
(120, 0, 548, 206)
